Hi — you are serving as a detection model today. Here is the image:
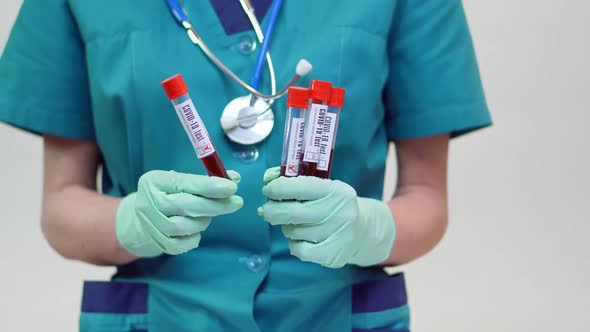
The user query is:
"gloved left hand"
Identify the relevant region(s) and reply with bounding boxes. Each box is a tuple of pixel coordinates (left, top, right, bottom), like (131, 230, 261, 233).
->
(258, 167, 396, 268)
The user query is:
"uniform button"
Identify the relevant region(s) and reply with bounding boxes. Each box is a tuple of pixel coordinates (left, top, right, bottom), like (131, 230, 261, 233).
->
(239, 254, 267, 272)
(236, 35, 257, 55)
(233, 146, 259, 163)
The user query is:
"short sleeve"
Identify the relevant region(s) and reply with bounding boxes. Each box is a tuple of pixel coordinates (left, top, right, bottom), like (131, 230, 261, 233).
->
(384, 0, 492, 140)
(0, 0, 94, 140)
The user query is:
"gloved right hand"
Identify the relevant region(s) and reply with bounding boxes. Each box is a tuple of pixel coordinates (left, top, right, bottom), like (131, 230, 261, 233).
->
(115, 170, 243, 257)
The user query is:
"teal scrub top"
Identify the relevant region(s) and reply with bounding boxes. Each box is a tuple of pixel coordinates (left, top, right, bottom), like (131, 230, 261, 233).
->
(0, 0, 491, 331)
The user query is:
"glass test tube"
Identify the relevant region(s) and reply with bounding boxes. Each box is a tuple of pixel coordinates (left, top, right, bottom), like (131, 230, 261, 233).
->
(314, 87, 346, 179)
(281, 87, 310, 177)
(161, 74, 229, 179)
(299, 80, 332, 177)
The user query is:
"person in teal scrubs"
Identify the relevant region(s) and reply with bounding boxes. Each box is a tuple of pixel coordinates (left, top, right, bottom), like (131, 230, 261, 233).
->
(0, 0, 491, 331)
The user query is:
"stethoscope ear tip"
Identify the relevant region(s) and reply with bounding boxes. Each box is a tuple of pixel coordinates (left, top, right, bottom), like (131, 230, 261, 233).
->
(296, 59, 313, 76)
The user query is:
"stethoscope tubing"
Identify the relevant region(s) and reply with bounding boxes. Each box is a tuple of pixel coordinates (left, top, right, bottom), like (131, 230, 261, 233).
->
(166, 0, 188, 23)
(165, 0, 289, 101)
(250, 0, 284, 89)
(185, 23, 294, 101)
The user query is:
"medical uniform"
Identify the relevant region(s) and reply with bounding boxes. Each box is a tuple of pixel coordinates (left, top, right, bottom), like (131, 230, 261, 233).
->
(0, 0, 491, 331)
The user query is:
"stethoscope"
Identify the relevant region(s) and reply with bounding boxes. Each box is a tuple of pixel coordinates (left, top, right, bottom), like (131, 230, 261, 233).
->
(165, 0, 312, 148)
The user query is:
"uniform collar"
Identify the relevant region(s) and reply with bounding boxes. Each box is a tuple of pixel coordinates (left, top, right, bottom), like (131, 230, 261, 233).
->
(209, 0, 273, 35)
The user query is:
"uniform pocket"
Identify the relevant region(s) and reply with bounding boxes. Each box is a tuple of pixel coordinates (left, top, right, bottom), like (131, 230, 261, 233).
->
(80, 281, 150, 332)
(351, 273, 410, 332)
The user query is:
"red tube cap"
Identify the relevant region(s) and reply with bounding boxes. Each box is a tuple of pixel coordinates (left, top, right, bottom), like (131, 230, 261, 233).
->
(328, 87, 346, 108)
(161, 74, 189, 100)
(310, 80, 332, 102)
(287, 87, 310, 108)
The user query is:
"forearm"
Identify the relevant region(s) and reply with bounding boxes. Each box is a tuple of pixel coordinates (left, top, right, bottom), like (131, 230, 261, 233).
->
(380, 185, 448, 266)
(374, 134, 449, 266)
(42, 186, 136, 266)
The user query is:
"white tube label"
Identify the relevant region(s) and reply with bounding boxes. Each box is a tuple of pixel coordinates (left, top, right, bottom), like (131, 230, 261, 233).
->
(317, 112, 337, 171)
(285, 118, 305, 176)
(302, 103, 327, 164)
(174, 98, 216, 158)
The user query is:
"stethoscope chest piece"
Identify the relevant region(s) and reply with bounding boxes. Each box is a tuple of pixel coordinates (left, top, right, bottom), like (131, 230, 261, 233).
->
(166, 0, 312, 146)
(220, 95, 274, 145)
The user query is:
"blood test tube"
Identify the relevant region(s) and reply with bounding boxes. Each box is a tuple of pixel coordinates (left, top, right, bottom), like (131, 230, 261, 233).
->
(281, 87, 310, 177)
(314, 87, 346, 179)
(299, 80, 332, 176)
(161, 74, 229, 179)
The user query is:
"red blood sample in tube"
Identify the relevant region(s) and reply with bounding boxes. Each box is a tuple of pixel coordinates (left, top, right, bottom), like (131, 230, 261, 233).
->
(201, 153, 229, 179)
(299, 80, 332, 176)
(161, 74, 229, 179)
(314, 87, 345, 179)
(281, 87, 310, 177)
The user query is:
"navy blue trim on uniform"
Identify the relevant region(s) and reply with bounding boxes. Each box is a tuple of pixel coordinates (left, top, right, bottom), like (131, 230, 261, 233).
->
(352, 329, 409, 332)
(352, 273, 407, 314)
(209, 0, 272, 35)
(81, 281, 148, 314)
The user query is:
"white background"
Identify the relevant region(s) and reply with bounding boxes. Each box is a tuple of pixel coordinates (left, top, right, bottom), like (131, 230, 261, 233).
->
(1, 0, 589, 331)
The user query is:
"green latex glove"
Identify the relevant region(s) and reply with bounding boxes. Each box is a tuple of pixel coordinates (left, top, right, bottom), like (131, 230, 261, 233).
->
(259, 167, 396, 268)
(116, 170, 243, 257)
